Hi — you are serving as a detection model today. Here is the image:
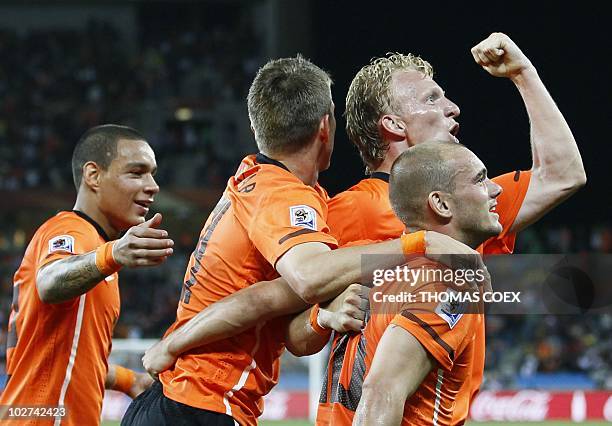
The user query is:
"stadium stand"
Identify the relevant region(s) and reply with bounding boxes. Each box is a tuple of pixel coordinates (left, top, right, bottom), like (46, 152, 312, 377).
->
(0, 4, 609, 423)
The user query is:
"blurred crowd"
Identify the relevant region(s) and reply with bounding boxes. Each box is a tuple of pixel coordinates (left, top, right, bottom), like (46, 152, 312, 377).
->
(485, 313, 612, 389)
(0, 16, 260, 190)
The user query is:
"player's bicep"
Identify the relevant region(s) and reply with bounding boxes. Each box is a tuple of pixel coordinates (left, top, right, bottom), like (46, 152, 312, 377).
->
(510, 170, 574, 233)
(363, 324, 434, 402)
(35, 229, 91, 292)
(275, 242, 332, 299)
(36, 258, 61, 275)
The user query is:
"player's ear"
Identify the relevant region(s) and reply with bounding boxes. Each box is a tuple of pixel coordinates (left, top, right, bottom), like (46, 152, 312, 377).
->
(428, 191, 452, 220)
(319, 114, 332, 145)
(82, 161, 102, 192)
(380, 115, 406, 142)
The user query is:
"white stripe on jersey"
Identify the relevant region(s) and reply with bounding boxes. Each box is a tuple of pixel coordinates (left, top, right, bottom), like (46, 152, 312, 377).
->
(223, 322, 264, 421)
(55, 294, 86, 426)
(432, 368, 444, 426)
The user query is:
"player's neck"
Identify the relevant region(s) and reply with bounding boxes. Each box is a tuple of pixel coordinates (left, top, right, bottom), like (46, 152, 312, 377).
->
(372, 161, 392, 174)
(372, 142, 409, 174)
(73, 193, 121, 240)
(269, 151, 320, 187)
(406, 223, 481, 249)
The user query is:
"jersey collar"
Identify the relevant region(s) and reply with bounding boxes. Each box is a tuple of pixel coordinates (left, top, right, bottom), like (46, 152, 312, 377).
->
(370, 172, 390, 183)
(72, 210, 111, 242)
(255, 152, 290, 172)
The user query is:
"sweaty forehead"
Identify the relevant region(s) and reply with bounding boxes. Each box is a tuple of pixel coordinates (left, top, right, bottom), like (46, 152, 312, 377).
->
(115, 139, 156, 165)
(389, 70, 441, 112)
(454, 149, 484, 179)
(391, 70, 437, 95)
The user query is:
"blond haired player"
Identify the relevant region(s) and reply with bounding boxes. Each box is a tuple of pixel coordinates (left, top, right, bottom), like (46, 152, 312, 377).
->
(317, 32, 585, 424)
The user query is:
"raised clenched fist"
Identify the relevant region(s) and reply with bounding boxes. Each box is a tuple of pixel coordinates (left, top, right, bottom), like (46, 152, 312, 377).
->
(471, 32, 534, 79)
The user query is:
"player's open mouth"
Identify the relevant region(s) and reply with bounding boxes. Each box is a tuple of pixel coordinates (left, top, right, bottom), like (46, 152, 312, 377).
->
(489, 203, 497, 212)
(449, 123, 460, 142)
(134, 200, 152, 213)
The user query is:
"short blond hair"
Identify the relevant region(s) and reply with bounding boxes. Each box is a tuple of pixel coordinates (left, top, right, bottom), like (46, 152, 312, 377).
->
(345, 53, 433, 172)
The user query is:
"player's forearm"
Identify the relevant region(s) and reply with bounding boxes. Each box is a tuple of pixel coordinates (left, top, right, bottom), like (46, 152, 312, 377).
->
(512, 66, 586, 189)
(106, 364, 151, 399)
(284, 307, 330, 356)
(166, 278, 308, 356)
(165, 300, 259, 356)
(289, 239, 406, 304)
(354, 386, 405, 426)
(104, 363, 117, 389)
(36, 252, 104, 303)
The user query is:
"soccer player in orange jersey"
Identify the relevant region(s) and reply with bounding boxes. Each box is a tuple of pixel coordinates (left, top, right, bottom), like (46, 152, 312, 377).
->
(0, 125, 174, 425)
(317, 32, 586, 424)
(346, 141, 500, 425)
(140, 33, 584, 423)
(122, 56, 470, 426)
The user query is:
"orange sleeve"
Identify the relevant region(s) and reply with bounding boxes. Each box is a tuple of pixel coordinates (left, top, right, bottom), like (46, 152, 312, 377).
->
(327, 191, 365, 246)
(340, 238, 379, 248)
(389, 281, 474, 371)
(391, 312, 473, 371)
(248, 185, 338, 266)
(36, 215, 99, 270)
(483, 170, 531, 254)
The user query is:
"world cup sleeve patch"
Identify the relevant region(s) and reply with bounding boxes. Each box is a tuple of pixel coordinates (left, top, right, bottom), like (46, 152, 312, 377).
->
(434, 289, 464, 329)
(289, 205, 317, 231)
(48, 235, 75, 254)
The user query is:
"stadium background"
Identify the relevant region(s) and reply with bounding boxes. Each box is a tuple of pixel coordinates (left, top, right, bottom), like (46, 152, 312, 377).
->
(0, 0, 610, 424)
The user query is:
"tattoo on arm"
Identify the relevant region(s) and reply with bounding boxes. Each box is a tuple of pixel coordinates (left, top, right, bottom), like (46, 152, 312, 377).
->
(37, 251, 105, 303)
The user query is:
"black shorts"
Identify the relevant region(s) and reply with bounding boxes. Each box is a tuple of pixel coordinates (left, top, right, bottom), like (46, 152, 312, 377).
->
(121, 381, 236, 426)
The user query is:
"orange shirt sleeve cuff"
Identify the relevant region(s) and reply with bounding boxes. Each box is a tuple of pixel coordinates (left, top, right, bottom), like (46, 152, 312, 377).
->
(272, 232, 338, 267)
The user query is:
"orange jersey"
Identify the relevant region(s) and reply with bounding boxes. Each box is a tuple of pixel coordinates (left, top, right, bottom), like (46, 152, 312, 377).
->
(1, 211, 120, 426)
(319, 170, 531, 424)
(159, 154, 338, 426)
(327, 170, 531, 254)
(320, 258, 481, 425)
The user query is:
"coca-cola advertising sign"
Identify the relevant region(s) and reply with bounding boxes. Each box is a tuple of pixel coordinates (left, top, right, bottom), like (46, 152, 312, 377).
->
(470, 390, 612, 422)
(101, 389, 612, 421)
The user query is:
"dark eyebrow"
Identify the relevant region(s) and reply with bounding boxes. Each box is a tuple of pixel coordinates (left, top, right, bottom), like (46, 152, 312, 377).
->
(474, 167, 487, 182)
(125, 162, 157, 175)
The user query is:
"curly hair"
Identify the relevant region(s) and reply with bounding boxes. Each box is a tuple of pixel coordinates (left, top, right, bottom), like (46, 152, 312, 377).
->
(345, 53, 433, 172)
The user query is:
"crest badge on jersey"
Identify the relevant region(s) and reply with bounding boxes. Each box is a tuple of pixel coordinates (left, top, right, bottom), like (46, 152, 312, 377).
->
(289, 205, 317, 231)
(48, 235, 75, 254)
(435, 289, 464, 329)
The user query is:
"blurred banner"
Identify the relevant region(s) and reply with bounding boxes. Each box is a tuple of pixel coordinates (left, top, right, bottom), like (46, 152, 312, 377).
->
(103, 389, 612, 422)
(470, 390, 612, 422)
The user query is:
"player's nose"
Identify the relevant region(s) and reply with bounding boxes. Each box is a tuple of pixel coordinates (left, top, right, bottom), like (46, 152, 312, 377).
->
(144, 174, 160, 195)
(488, 179, 502, 199)
(445, 98, 460, 118)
